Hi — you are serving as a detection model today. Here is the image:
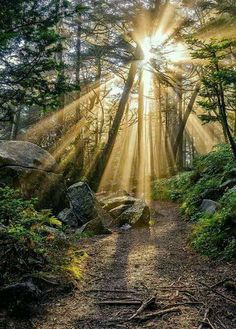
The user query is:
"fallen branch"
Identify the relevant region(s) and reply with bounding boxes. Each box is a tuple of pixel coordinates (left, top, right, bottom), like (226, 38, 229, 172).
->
(97, 300, 141, 306)
(198, 308, 210, 329)
(199, 281, 236, 305)
(132, 306, 181, 322)
(128, 296, 156, 320)
(166, 302, 203, 308)
(210, 278, 232, 289)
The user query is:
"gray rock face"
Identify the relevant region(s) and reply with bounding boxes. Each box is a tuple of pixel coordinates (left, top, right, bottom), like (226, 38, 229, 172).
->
(200, 199, 219, 214)
(0, 141, 66, 211)
(109, 204, 130, 218)
(67, 182, 97, 223)
(0, 140, 57, 171)
(229, 185, 236, 193)
(64, 182, 113, 231)
(58, 208, 80, 228)
(116, 200, 150, 227)
(76, 217, 112, 235)
(102, 196, 136, 212)
(101, 194, 150, 228)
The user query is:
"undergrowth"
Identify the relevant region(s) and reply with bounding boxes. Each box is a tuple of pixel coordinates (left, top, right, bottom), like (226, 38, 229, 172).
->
(152, 143, 236, 260)
(0, 187, 87, 286)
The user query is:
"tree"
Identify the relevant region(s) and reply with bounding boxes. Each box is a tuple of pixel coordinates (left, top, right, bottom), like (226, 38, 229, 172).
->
(0, 0, 80, 137)
(189, 37, 236, 161)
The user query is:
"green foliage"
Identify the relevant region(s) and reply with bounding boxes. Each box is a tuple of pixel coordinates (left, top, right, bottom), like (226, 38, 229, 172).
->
(187, 36, 236, 158)
(191, 191, 236, 260)
(0, 187, 63, 284)
(152, 172, 192, 201)
(180, 143, 235, 218)
(0, 0, 81, 122)
(152, 143, 236, 259)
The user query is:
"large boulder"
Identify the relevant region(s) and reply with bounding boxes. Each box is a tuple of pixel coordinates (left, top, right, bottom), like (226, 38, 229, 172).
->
(0, 141, 66, 211)
(115, 199, 150, 228)
(101, 194, 150, 228)
(109, 204, 131, 218)
(65, 181, 113, 228)
(200, 199, 220, 214)
(102, 196, 136, 212)
(0, 140, 57, 171)
(57, 208, 80, 228)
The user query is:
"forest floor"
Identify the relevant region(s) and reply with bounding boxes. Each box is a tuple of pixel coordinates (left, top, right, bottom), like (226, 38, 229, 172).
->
(6, 202, 236, 329)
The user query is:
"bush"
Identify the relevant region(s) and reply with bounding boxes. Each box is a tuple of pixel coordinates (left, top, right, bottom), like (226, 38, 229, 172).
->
(152, 172, 192, 201)
(151, 142, 236, 259)
(191, 191, 236, 259)
(0, 187, 62, 284)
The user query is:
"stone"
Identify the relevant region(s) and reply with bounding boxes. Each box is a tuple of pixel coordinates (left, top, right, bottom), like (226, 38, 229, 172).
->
(0, 140, 57, 171)
(0, 141, 66, 211)
(58, 208, 80, 228)
(67, 182, 97, 223)
(76, 217, 112, 236)
(102, 196, 136, 212)
(0, 282, 42, 308)
(67, 181, 113, 227)
(109, 204, 131, 218)
(229, 185, 236, 193)
(200, 199, 220, 214)
(116, 199, 150, 227)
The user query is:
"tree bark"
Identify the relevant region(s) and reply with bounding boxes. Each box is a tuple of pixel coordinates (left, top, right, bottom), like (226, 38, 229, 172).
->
(87, 59, 139, 191)
(173, 82, 201, 159)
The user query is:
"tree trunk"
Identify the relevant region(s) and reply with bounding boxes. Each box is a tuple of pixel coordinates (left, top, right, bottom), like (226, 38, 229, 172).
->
(173, 82, 201, 159)
(87, 59, 139, 191)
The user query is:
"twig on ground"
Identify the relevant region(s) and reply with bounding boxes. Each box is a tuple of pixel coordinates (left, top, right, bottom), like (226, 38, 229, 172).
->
(166, 302, 203, 308)
(207, 318, 216, 329)
(198, 308, 210, 329)
(210, 278, 232, 289)
(215, 316, 229, 329)
(128, 296, 156, 320)
(199, 281, 236, 304)
(132, 306, 181, 322)
(97, 299, 142, 306)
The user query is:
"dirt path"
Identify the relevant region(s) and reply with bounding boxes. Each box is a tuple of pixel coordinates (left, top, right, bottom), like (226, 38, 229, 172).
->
(35, 202, 236, 329)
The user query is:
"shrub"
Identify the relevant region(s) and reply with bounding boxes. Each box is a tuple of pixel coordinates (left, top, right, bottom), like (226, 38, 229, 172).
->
(191, 191, 236, 259)
(0, 187, 62, 284)
(151, 142, 236, 259)
(152, 172, 192, 201)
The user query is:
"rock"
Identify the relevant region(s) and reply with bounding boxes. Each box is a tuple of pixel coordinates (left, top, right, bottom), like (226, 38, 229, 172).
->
(66, 181, 113, 228)
(0, 282, 42, 308)
(0, 140, 57, 171)
(76, 217, 112, 235)
(0, 141, 66, 211)
(58, 208, 80, 228)
(42, 226, 66, 239)
(200, 188, 221, 201)
(109, 204, 131, 218)
(97, 189, 130, 202)
(120, 224, 132, 231)
(67, 182, 97, 223)
(102, 196, 136, 212)
(200, 199, 220, 214)
(220, 178, 236, 191)
(229, 185, 236, 193)
(116, 199, 150, 227)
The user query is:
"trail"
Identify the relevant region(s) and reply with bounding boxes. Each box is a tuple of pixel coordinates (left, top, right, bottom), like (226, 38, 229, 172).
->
(36, 202, 236, 329)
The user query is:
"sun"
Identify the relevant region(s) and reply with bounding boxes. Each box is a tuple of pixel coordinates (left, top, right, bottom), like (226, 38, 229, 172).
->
(142, 36, 152, 63)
